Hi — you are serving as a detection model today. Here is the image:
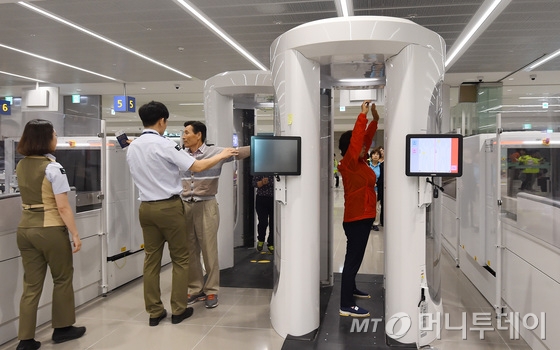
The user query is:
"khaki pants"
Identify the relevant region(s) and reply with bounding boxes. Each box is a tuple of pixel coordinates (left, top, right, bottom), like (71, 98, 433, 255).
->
(183, 199, 220, 295)
(17, 226, 75, 340)
(139, 197, 189, 317)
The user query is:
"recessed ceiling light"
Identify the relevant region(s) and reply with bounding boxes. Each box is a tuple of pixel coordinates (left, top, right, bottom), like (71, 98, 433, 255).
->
(141, 87, 146, 90)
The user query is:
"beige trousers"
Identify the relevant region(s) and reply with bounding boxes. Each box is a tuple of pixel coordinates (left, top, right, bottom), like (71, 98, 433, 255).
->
(183, 199, 220, 295)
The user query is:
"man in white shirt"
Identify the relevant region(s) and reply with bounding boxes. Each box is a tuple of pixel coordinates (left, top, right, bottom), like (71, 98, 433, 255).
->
(126, 101, 237, 326)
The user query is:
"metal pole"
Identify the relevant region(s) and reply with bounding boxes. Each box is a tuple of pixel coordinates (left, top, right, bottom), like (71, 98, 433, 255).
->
(99, 119, 109, 295)
(495, 113, 503, 316)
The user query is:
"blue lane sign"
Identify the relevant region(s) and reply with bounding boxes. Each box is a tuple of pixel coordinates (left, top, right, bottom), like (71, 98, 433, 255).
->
(0, 100, 11, 115)
(114, 96, 136, 112)
(127, 96, 136, 112)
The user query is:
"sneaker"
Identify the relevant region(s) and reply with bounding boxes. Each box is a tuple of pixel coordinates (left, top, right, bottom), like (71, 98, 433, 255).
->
(353, 289, 371, 299)
(257, 241, 264, 251)
(52, 326, 86, 343)
(267, 244, 274, 253)
(187, 292, 206, 305)
(205, 294, 219, 308)
(339, 305, 370, 317)
(372, 225, 379, 231)
(16, 339, 40, 350)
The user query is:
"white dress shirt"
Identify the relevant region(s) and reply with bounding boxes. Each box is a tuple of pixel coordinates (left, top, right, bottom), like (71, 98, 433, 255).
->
(126, 129, 195, 201)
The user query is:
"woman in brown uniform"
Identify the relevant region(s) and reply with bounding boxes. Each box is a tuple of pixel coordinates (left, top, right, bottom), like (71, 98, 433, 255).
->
(15, 119, 85, 350)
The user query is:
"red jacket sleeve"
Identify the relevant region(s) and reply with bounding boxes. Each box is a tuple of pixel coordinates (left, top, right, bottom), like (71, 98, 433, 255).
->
(346, 113, 378, 166)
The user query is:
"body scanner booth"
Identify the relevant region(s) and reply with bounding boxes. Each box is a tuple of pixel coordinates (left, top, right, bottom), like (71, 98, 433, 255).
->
(203, 71, 274, 269)
(269, 16, 446, 347)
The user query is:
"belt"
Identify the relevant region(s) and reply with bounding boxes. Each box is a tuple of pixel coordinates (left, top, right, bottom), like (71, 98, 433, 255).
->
(183, 197, 214, 203)
(145, 194, 180, 202)
(22, 203, 45, 210)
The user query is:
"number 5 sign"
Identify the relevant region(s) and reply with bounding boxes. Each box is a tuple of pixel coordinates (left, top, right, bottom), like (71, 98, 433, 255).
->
(113, 96, 136, 112)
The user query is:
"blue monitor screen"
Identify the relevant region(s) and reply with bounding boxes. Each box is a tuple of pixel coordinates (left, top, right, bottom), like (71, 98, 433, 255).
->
(250, 136, 301, 176)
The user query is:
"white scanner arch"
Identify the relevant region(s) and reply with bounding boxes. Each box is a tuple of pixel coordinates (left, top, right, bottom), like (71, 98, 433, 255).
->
(269, 16, 445, 347)
(204, 70, 273, 269)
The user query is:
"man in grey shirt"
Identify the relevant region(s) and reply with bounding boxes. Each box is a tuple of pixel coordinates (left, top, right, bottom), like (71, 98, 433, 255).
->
(181, 121, 250, 309)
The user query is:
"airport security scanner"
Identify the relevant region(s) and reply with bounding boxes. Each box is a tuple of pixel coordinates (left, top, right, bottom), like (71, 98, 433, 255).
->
(268, 16, 446, 347)
(204, 71, 274, 269)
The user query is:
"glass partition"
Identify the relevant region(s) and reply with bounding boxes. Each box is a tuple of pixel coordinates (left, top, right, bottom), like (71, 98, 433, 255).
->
(0, 112, 102, 206)
(501, 141, 559, 220)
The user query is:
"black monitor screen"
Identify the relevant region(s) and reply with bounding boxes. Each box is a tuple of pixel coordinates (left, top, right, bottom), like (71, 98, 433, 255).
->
(54, 149, 101, 192)
(405, 134, 463, 177)
(251, 136, 301, 176)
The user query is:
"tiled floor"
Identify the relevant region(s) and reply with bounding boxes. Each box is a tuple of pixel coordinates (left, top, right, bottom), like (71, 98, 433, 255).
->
(0, 187, 532, 350)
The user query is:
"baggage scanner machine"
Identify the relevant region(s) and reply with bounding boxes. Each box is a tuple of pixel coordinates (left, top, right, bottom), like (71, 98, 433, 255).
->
(269, 16, 446, 347)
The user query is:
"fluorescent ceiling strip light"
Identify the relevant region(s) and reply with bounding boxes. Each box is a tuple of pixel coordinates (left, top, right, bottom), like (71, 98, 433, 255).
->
(519, 96, 560, 100)
(525, 48, 560, 71)
(178, 102, 204, 106)
(0, 42, 118, 81)
(18, 1, 192, 79)
(173, 0, 268, 71)
(338, 78, 381, 83)
(445, 0, 510, 69)
(335, 0, 353, 17)
(0, 69, 47, 83)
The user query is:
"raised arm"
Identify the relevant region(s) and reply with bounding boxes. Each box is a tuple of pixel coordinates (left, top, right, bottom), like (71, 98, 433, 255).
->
(189, 147, 239, 172)
(236, 146, 251, 160)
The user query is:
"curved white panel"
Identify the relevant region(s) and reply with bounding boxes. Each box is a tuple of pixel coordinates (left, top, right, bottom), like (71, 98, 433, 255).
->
(384, 43, 444, 346)
(271, 16, 444, 62)
(204, 71, 273, 269)
(270, 49, 321, 338)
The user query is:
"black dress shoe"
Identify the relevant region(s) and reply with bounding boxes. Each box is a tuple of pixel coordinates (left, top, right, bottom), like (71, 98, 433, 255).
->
(16, 339, 40, 350)
(149, 309, 167, 326)
(52, 326, 86, 343)
(171, 307, 194, 324)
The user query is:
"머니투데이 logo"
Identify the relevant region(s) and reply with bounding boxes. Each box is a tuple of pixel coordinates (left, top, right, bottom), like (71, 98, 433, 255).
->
(385, 312, 412, 339)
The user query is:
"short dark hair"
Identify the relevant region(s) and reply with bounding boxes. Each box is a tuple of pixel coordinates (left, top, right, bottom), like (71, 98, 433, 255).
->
(338, 130, 352, 157)
(17, 119, 55, 156)
(138, 101, 169, 127)
(370, 148, 381, 158)
(183, 120, 207, 143)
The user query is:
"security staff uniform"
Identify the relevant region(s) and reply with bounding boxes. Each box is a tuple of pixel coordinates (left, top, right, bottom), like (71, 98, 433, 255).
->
(126, 129, 195, 319)
(16, 154, 76, 340)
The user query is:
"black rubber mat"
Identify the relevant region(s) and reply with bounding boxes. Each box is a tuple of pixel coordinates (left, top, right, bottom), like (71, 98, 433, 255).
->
(283, 273, 411, 350)
(219, 246, 273, 289)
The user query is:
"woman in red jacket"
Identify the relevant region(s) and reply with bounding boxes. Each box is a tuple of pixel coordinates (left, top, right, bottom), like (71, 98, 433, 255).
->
(337, 100, 379, 317)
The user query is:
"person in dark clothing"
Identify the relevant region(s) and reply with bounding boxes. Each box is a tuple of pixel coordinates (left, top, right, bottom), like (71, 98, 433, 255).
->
(252, 175, 275, 252)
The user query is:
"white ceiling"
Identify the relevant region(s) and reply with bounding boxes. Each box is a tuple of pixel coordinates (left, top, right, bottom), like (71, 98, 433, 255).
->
(1, 0, 560, 131)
